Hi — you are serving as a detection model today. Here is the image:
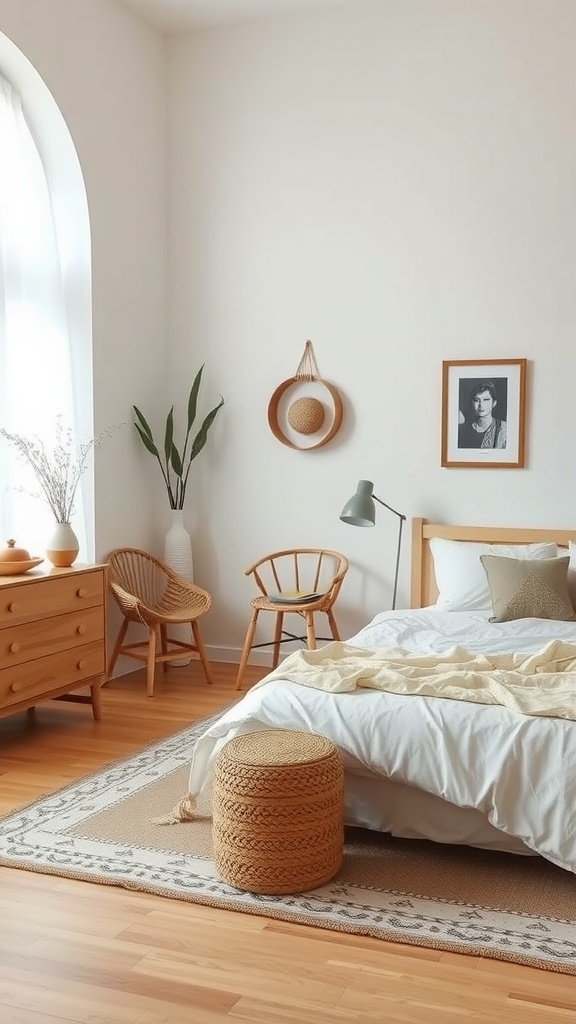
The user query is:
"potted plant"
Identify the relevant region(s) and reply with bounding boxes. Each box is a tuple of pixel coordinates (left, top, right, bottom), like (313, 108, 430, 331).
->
(133, 364, 224, 579)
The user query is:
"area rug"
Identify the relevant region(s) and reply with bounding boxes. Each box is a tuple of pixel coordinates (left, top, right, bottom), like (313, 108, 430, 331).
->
(1, 716, 575, 975)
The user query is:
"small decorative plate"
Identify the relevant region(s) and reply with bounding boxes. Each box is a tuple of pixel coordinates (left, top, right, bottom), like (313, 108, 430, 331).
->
(267, 591, 323, 605)
(0, 558, 44, 576)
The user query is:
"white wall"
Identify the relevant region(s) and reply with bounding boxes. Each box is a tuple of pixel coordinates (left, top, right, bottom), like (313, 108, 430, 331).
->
(168, 0, 576, 659)
(2, 0, 576, 670)
(0, 0, 169, 560)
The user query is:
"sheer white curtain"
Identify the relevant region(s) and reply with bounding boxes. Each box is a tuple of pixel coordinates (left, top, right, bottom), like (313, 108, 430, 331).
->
(0, 75, 88, 559)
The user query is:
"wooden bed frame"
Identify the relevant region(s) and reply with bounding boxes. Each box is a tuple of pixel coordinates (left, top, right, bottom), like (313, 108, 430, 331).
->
(410, 518, 576, 609)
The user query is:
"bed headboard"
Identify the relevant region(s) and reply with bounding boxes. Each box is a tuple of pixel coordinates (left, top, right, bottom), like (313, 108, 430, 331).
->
(410, 518, 576, 609)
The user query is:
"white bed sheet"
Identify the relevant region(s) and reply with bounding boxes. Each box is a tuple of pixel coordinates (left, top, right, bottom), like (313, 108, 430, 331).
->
(343, 774, 531, 855)
(189, 610, 576, 872)
(347, 606, 576, 655)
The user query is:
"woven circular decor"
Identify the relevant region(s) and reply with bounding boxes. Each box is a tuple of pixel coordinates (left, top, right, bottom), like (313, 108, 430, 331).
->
(212, 730, 344, 895)
(267, 341, 344, 451)
(287, 395, 325, 434)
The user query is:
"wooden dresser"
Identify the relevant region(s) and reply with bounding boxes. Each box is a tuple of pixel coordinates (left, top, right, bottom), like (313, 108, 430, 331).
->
(0, 564, 106, 721)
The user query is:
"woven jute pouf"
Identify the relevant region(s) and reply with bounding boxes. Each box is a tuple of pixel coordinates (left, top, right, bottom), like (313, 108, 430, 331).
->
(212, 730, 344, 895)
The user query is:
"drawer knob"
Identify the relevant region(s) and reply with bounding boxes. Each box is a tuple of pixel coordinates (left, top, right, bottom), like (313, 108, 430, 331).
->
(77, 588, 88, 598)
(9, 643, 20, 653)
(77, 660, 85, 671)
(7, 603, 17, 613)
(11, 676, 54, 693)
(77, 624, 87, 636)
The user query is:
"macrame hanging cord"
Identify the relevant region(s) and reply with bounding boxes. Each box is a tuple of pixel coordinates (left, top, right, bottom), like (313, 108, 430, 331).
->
(267, 340, 344, 451)
(295, 340, 320, 380)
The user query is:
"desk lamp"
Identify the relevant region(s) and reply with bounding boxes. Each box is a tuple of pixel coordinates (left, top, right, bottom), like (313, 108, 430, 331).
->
(340, 479, 406, 609)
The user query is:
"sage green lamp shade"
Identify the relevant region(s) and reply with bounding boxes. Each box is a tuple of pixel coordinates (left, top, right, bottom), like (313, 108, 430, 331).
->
(339, 480, 376, 527)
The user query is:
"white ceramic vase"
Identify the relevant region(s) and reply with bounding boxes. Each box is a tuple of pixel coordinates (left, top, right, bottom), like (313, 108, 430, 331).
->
(163, 509, 194, 666)
(163, 509, 194, 582)
(46, 521, 79, 568)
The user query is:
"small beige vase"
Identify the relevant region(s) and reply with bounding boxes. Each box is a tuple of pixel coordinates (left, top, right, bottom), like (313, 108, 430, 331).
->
(46, 521, 79, 568)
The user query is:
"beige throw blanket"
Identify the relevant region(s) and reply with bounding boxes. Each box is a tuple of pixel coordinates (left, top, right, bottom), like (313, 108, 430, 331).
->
(261, 640, 576, 721)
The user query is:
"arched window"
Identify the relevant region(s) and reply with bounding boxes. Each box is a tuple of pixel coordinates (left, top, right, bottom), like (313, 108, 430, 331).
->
(0, 41, 93, 560)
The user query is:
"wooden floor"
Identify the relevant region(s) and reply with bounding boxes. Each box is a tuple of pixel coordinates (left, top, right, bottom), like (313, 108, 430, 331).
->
(0, 661, 575, 1024)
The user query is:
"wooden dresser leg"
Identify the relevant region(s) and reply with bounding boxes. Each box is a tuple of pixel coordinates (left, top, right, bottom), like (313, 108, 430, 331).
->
(90, 683, 103, 721)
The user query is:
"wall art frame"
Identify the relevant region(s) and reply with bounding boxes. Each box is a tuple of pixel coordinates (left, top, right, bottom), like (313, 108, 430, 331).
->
(441, 358, 527, 469)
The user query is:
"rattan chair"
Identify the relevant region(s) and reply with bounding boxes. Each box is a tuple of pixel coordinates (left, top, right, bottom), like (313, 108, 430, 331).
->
(107, 547, 213, 697)
(235, 547, 349, 691)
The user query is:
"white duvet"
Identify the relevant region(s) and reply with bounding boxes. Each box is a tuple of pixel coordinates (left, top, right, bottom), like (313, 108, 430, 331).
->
(185, 609, 576, 874)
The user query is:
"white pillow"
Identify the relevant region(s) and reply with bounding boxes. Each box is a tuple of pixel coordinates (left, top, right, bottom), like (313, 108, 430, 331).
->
(430, 538, 558, 612)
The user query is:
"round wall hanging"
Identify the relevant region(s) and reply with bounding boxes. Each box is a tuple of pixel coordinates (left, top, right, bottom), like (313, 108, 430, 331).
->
(267, 341, 344, 451)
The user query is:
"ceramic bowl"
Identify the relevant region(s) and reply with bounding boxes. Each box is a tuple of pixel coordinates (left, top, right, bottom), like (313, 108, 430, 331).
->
(0, 558, 44, 576)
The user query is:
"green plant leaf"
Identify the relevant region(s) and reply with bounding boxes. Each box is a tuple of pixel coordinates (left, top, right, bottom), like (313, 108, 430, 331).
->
(133, 371, 224, 510)
(133, 406, 155, 442)
(170, 442, 183, 478)
(164, 408, 174, 464)
(134, 423, 159, 458)
(187, 365, 204, 433)
(189, 396, 224, 462)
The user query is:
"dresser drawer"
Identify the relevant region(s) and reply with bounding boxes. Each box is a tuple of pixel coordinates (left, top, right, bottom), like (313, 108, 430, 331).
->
(0, 605, 104, 670)
(0, 570, 104, 628)
(0, 641, 105, 709)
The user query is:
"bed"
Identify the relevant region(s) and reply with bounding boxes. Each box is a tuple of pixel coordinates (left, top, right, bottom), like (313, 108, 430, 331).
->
(181, 519, 576, 875)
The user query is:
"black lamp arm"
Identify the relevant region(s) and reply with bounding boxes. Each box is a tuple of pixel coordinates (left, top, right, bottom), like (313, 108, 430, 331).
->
(373, 495, 407, 523)
(373, 494, 406, 610)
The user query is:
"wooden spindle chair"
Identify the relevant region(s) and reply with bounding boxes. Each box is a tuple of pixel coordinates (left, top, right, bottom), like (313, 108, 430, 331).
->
(235, 548, 349, 691)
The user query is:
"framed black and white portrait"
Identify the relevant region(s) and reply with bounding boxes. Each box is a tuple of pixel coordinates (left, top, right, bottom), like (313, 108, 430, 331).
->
(441, 359, 527, 469)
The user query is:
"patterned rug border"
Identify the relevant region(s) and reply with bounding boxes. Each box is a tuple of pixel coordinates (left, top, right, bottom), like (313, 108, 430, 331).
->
(1, 709, 575, 976)
(2, 850, 571, 975)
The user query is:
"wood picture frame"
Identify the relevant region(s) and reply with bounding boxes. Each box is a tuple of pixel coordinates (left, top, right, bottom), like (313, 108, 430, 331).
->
(441, 359, 527, 469)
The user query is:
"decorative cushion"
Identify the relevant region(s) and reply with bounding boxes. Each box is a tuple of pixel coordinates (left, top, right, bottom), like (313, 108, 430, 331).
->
(429, 538, 558, 612)
(480, 555, 576, 623)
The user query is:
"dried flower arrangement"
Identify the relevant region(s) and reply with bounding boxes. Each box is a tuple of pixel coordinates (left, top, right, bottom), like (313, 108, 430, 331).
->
(0, 417, 115, 523)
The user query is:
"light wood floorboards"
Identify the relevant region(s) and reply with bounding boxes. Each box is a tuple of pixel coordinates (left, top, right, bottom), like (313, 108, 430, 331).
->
(0, 661, 575, 1023)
